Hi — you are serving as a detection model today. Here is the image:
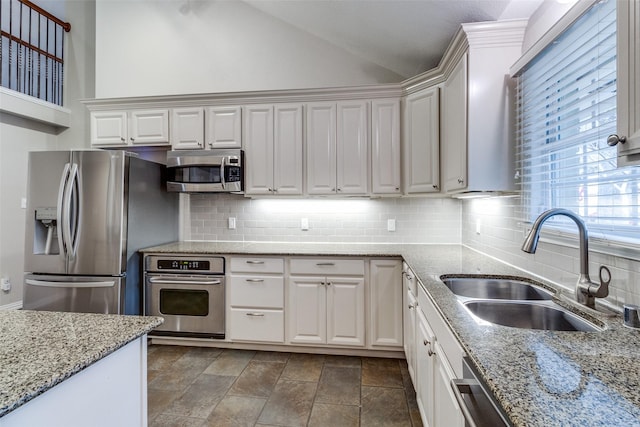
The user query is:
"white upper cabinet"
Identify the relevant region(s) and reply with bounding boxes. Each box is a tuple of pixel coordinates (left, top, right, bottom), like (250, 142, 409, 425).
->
(171, 107, 204, 150)
(337, 101, 369, 195)
(244, 105, 274, 195)
(244, 104, 303, 196)
(91, 109, 169, 147)
(206, 106, 242, 149)
(403, 88, 440, 194)
(441, 54, 468, 193)
(273, 104, 304, 195)
(440, 20, 527, 195)
(306, 101, 368, 195)
(612, 0, 640, 166)
(371, 99, 402, 195)
(306, 102, 338, 195)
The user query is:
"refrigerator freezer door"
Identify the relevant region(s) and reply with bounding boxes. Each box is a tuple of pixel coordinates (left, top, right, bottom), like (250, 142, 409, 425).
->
(24, 151, 73, 275)
(23, 274, 124, 314)
(67, 150, 127, 276)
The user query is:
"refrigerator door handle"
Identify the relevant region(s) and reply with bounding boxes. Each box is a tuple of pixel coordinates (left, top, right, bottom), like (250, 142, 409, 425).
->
(25, 279, 116, 288)
(62, 163, 81, 260)
(57, 163, 72, 258)
(69, 163, 82, 258)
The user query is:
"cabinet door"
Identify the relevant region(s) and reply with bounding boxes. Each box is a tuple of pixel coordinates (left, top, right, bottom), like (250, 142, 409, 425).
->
(274, 104, 303, 195)
(433, 341, 464, 427)
(441, 53, 468, 192)
(129, 109, 169, 145)
(243, 105, 274, 195)
(206, 106, 242, 149)
(288, 277, 326, 344)
(404, 288, 418, 384)
(369, 259, 402, 348)
(416, 309, 436, 427)
(615, 0, 640, 165)
(171, 107, 204, 150)
(337, 101, 368, 195)
(372, 99, 401, 195)
(306, 102, 337, 194)
(90, 111, 127, 146)
(326, 277, 365, 347)
(404, 88, 440, 193)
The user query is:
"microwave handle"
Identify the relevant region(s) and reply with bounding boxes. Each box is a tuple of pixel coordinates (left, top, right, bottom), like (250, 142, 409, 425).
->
(220, 156, 226, 189)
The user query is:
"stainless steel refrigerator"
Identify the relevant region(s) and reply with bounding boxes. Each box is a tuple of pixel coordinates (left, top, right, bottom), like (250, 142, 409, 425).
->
(23, 150, 179, 315)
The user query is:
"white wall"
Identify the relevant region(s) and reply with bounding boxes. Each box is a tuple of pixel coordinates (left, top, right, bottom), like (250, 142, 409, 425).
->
(188, 194, 461, 244)
(94, 0, 403, 98)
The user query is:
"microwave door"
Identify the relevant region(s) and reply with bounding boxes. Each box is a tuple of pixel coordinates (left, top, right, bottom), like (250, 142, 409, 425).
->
(24, 151, 73, 275)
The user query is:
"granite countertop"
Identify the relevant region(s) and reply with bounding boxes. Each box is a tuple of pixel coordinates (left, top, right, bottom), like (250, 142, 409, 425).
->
(143, 241, 640, 426)
(0, 310, 162, 417)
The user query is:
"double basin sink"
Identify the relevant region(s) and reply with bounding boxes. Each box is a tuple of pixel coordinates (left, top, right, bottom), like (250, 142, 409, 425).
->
(440, 276, 602, 332)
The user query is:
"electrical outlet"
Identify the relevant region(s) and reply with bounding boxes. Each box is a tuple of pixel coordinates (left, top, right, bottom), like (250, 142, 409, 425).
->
(1, 278, 10, 292)
(301, 218, 309, 231)
(387, 219, 396, 232)
(228, 217, 236, 230)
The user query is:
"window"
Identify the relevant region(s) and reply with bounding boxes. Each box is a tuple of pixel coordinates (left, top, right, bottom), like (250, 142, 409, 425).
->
(516, 0, 640, 243)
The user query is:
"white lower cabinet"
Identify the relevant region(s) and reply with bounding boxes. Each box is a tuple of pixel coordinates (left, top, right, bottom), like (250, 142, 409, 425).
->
(228, 257, 285, 343)
(288, 258, 365, 347)
(369, 259, 403, 348)
(403, 263, 418, 383)
(407, 271, 464, 427)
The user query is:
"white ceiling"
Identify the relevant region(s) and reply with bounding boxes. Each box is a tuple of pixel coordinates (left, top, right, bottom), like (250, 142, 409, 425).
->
(243, 0, 542, 79)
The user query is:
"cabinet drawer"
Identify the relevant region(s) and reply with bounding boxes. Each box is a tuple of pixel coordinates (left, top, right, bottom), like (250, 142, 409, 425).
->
(229, 275, 284, 308)
(290, 258, 364, 276)
(230, 257, 284, 274)
(229, 308, 284, 343)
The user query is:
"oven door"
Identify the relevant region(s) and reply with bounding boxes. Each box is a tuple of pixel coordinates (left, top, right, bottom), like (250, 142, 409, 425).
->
(145, 273, 225, 339)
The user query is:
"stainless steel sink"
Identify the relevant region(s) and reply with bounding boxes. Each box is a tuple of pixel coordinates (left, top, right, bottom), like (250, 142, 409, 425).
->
(463, 300, 601, 332)
(441, 277, 553, 300)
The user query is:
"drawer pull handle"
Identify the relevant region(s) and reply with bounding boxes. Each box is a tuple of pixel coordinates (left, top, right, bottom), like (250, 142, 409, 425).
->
(246, 279, 264, 283)
(316, 262, 335, 266)
(246, 260, 265, 264)
(246, 312, 265, 317)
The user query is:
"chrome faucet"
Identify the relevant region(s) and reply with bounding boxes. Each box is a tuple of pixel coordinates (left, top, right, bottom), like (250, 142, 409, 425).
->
(521, 208, 610, 309)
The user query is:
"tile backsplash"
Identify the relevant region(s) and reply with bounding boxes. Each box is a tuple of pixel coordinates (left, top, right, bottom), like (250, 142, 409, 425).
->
(188, 194, 461, 244)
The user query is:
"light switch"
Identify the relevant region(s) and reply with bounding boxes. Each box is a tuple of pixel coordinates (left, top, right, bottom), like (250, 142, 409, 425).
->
(228, 217, 236, 229)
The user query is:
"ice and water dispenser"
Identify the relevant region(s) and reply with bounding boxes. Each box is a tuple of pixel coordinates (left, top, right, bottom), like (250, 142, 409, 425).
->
(33, 207, 59, 255)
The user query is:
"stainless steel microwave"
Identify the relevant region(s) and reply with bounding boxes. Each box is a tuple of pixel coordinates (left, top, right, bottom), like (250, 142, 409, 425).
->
(166, 149, 244, 193)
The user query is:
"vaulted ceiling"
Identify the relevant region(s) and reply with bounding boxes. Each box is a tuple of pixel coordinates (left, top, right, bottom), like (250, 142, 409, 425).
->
(243, 0, 542, 79)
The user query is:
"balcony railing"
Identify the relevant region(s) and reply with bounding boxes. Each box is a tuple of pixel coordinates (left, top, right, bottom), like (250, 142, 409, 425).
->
(0, 0, 71, 106)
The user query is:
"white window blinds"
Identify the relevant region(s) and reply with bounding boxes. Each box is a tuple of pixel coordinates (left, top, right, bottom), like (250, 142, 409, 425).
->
(516, 0, 640, 242)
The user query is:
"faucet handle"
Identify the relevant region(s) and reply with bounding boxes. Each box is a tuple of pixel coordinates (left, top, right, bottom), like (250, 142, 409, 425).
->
(593, 265, 611, 298)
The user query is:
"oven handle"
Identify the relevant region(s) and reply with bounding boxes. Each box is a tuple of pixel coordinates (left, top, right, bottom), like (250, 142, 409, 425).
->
(148, 278, 222, 285)
(450, 379, 479, 427)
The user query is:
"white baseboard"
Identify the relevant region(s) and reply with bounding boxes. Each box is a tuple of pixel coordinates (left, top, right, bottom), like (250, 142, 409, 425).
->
(0, 301, 23, 310)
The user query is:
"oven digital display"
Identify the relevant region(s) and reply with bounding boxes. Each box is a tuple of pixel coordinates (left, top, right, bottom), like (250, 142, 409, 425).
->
(157, 259, 211, 270)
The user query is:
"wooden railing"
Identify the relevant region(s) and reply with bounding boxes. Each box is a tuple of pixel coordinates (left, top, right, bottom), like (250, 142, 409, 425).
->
(0, 0, 71, 106)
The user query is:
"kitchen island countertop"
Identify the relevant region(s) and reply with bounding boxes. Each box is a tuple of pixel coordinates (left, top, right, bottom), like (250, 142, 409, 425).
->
(142, 241, 640, 426)
(0, 310, 162, 417)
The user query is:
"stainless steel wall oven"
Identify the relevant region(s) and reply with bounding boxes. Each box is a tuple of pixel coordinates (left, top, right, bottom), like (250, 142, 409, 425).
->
(144, 255, 225, 339)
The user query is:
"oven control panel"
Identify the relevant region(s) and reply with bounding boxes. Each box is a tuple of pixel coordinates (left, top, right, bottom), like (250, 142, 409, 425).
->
(145, 255, 225, 274)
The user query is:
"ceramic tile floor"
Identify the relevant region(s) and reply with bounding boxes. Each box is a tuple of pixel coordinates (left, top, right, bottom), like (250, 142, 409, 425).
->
(148, 344, 424, 427)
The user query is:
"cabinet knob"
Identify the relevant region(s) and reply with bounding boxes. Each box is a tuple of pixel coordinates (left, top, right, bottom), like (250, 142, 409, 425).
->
(130, 137, 135, 142)
(408, 303, 415, 309)
(337, 188, 342, 192)
(433, 184, 439, 189)
(457, 178, 464, 184)
(327, 282, 332, 286)
(120, 137, 125, 142)
(423, 339, 430, 346)
(607, 134, 627, 146)
(428, 349, 435, 357)
(395, 187, 400, 191)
